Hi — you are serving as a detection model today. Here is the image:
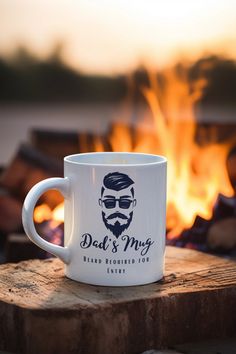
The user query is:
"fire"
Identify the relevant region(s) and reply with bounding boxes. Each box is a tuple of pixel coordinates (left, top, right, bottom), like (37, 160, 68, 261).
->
(106, 68, 234, 237)
(51, 202, 64, 222)
(33, 201, 64, 249)
(34, 202, 64, 224)
(33, 203, 52, 223)
(34, 66, 234, 239)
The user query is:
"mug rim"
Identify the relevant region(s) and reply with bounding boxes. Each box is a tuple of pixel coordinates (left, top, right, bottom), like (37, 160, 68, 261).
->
(64, 152, 167, 166)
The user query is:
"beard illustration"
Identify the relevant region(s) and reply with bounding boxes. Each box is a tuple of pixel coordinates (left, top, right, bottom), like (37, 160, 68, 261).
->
(102, 211, 133, 238)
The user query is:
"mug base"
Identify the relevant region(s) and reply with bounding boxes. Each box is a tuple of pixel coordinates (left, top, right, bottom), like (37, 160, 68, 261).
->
(65, 268, 164, 287)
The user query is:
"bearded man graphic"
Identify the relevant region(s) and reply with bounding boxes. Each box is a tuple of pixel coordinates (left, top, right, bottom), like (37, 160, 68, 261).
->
(98, 172, 137, 238)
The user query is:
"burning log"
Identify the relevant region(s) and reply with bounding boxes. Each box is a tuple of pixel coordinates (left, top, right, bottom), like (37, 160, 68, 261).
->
(167, 142, 236, 254)
(0, 247, 236, 354)
(167, 215, 211, 252)
(31, 129, 80, 159)
(211, 193, 236, 221)
(196, 122, 236, 146)
(205, 150, 236, 251)
(31, 128, 110, 158)
(0, 143, 63, 204)
(0, 144, 63, 236)
(207, 194, 236, 253)
(168, 193, 236, 255)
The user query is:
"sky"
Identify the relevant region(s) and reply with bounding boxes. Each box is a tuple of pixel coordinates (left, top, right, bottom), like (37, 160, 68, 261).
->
(0, 0, 236, 74)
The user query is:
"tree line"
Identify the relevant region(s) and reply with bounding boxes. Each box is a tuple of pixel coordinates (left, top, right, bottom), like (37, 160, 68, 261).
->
(0, 46, 236, 107)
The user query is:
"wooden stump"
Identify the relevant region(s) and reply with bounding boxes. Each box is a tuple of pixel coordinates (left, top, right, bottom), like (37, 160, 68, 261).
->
(0, 246, 236, 354)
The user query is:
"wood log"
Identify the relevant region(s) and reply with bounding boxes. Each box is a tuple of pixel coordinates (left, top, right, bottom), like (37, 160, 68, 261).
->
(31, 129, 80, 159)
(207, 217, 236, 251)
(226, 146, 236, 195)
(0, 246, 236, 354)
(5, 234, 46, 262)
(0, 186, 22, 234)
(0, 144, 63, 207)
(195, 122, 236, 146)
(31, 128, 110, 158)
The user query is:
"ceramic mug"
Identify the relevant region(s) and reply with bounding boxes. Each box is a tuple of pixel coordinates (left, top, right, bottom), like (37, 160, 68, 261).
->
(22, 152, 167, 286)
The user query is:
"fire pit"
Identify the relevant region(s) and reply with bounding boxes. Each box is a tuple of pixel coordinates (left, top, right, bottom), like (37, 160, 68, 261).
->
(26, 67, 236, 259)
(1, 64, 236, 263)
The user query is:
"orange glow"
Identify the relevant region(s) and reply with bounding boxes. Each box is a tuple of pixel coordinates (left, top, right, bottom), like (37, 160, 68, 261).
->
(107, 69, 234, 237)
(33, 68, 234, 237)
(34, 203, 64, 224)
(109, 123, 133, 152)
(94, 136, 105, 152)
(33, 204, 52, 223)
(52, 202, 64, 223)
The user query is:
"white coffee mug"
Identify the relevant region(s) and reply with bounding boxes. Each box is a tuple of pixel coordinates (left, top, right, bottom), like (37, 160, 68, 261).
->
(22, 152, 167, 286)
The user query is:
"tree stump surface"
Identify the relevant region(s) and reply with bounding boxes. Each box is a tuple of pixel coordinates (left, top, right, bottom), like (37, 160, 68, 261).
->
(0, 246, 236, 354)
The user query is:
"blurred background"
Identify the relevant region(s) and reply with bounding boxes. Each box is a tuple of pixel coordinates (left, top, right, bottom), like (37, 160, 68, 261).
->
(1, 0, 236, 262)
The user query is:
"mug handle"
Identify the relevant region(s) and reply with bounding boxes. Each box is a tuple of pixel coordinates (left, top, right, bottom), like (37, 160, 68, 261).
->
(22, 177, 71, 264)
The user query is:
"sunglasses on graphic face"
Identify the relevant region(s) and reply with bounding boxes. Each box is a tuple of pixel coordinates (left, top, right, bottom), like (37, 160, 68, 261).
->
(99, 198, 135, 209)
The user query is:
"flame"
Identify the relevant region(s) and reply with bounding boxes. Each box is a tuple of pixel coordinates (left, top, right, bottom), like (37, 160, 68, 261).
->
(34, 67, 234, 239)
(33, 201, 64, 250)
(52, 202, 64, 223)
(33, 203, 52, 223)
(107, 68, 234, 237)
(34, 202, 64, 224)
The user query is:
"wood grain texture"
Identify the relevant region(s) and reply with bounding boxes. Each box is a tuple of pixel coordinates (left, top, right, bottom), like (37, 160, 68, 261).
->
(0, 246, 236, 354)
